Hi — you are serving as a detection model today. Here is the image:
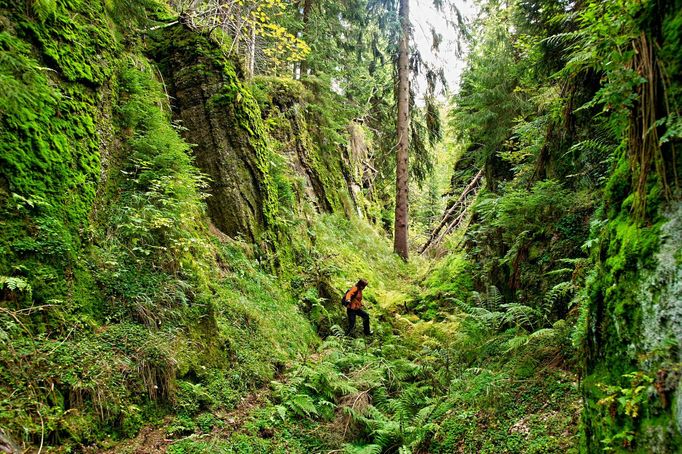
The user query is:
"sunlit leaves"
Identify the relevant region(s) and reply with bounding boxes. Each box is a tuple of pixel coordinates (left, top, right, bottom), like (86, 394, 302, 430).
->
(178, 0, 310, 71)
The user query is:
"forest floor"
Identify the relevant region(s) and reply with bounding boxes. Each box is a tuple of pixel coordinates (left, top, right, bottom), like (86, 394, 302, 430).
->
(96, 272, 581, 453)
(79, 217, 582, 453)
(95, 390, 276, 454)
(91, 359, 309, 454)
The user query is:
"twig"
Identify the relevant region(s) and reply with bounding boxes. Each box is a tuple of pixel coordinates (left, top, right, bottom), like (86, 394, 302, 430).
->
(37, 409, 44, 454)
(47, 326, 76, 356)
(13, 304, 53, 315)
(145, 20, 179, 32)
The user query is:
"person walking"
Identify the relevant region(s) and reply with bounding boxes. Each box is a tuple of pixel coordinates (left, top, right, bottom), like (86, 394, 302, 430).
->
(342, 279, 372, 336)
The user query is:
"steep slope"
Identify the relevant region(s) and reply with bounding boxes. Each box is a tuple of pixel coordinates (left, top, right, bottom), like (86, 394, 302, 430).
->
(0, 1, 362, 451)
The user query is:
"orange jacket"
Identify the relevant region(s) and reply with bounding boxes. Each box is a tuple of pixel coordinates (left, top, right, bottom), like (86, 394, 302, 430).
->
(344, 286, 363, 310)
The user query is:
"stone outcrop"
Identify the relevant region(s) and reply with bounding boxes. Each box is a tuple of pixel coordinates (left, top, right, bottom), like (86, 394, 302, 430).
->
(151, 25, 273, 241)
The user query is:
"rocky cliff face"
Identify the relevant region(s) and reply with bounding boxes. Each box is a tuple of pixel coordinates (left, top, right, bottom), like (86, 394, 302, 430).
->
(0, 3, 360, 449)
(582, 176, 682, 451)
(250, 75, 357, 217)
(151, 25, 274, 242)
(150, 24, 358, 245)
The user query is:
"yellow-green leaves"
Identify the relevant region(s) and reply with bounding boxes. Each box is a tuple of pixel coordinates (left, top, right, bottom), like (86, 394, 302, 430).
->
(181, 0, 310, 73)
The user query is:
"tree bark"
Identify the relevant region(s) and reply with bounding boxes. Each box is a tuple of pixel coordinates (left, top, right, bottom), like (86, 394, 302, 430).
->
(394, 0, 410, 260)
(299, 0, 314, 77)
(248, 23, 256, 78)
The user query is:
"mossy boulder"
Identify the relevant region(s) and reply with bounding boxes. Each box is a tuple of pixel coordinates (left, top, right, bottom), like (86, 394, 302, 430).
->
(149, 24, 280, 243)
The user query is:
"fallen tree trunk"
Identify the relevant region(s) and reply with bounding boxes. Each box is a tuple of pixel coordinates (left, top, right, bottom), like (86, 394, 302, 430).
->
(419, 169, 483, 254)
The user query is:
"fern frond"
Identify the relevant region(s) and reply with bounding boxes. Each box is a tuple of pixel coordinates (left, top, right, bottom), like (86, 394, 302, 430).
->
(343, 443, 383, 454)
(286, 393, 318, 417)
(528, 328, 556, 341)
(545, 268, 574, 277)
(543, 281, 575, 315)
(540, 30, 582, 48)
(503, 334, 529, 353)
(566, 139, 613, 157)
(500, 303, 539, 331)
(486, 284, 504, 307)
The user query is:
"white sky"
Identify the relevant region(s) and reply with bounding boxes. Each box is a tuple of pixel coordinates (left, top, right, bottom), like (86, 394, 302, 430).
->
(411, 0, 477, 97)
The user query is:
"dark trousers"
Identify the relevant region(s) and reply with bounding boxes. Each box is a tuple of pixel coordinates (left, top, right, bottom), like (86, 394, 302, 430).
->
(346, 308, 370, 335)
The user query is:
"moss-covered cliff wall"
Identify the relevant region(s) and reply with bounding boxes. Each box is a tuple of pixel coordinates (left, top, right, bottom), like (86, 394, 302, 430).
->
(581, 164, 682, 452)
(250, 75, 356, 218)
(149, 24, 359, 246)
(149, 24, 276, 243)
(0, 1, 361, 450)
(577, 2, 682, 449)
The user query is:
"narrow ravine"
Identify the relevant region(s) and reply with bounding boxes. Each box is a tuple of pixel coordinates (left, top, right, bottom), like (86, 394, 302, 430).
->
(1, 0, 680, 453)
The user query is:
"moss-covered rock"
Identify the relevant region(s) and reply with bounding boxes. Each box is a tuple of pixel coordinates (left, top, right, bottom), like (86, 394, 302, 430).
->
(148, 24, 281, 244)
(582, 189, 682, 451)
(251, 75, 355, 217)
(0, 3, 319, 450)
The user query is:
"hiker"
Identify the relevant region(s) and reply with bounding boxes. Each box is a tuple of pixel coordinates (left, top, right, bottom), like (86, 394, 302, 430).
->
(342, 279, 372, 336)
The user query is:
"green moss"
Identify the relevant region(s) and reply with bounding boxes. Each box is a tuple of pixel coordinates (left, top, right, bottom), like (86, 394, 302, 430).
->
(208, 82, 281, 229)
(0, 7, 107, 323)
(18, 0, 120, 84)
(417, 251, 475, 319)
(582, 172, 679, 450)
(252, 75, 354, 218)
(0, 6, 322, 449)
(604, 153, 632, 218)
(251, 75, 306, 108)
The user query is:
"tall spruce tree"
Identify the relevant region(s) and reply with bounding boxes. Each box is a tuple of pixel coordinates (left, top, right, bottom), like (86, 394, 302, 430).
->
(394, 0, 410, 259)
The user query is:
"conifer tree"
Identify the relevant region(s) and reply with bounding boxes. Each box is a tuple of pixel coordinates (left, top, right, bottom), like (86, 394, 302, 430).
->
(394, 0, 410, 259)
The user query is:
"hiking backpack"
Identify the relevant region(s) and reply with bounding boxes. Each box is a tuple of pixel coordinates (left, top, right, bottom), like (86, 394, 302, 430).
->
(341, 287, 353, 307)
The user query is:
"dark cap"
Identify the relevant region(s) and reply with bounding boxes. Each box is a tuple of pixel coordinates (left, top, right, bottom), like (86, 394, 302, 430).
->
(357, 278, 368, 288)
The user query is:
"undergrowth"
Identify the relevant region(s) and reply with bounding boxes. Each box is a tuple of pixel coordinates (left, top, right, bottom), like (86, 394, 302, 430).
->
(166, 245, 581, 454)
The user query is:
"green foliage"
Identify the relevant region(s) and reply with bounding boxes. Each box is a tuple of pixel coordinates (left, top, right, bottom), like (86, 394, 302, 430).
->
(0, 275, 32, 299)
(449, 5, 524, 188)
(465, 180, 593, 317)
(0, 18, 103, 312)
(416, 251, 474, 319)
(262, 300, 579, 453)
(0, 1, 321, 449)
(99, 62, 210, 271)
(1, 0, 679, 452)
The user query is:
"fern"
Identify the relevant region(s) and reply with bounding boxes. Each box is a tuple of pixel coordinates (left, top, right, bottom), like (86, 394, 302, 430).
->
(503, 334, 530, 353)
(500, 303, 539, 331)
(543, 281, 574, 306)
(287, 393, 318, 417)
(0, 276, 32, 299)
(486, 284, 504, 309)
(330, 324, 346, 338)
(500, 231, 531, 267)
(372, 419, 401, 448)
(343, 443, 383, 454)
(540, 30, 583, 48)
(545, 268, 574, 277)
(528, 328, 556, 342)
(566, 138, 613, 156)
(32, 0, 57, 21)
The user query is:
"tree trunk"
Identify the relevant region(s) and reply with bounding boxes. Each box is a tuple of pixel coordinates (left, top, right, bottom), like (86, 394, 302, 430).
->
(299, 0, 314, 77)
(248, 24, 256, 78)
(394, 0, 410, 260)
